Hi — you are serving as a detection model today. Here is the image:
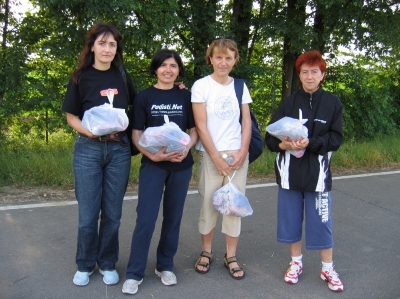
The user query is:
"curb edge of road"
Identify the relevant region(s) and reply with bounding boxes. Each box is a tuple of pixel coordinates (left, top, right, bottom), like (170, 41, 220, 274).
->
(1, 170, 399, 211)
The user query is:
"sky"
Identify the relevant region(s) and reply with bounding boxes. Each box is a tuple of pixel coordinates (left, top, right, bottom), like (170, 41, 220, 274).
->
(11, 0, 33, 15)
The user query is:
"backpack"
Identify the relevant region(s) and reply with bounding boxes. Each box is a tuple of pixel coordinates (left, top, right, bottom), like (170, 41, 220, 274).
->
(119, 67, 141, 156)
(234, 78, 264, 163)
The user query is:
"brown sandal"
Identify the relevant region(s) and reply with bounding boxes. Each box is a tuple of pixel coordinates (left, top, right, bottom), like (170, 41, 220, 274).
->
(194, 251, 213, 274)
(224, 254, 245, 280)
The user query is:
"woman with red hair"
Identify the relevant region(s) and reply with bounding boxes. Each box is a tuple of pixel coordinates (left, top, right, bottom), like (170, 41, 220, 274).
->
(265, 50, 344, 292)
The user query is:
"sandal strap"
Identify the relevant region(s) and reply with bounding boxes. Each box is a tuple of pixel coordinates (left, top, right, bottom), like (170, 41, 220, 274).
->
(230, 266, 243, 274)
(196, 261, 210, 268)
(225, 256, 238, 265)
(200, 251, 213, 260)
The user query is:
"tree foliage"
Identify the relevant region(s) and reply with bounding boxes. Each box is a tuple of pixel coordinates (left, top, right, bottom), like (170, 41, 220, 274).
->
(0, 0, 399, 143)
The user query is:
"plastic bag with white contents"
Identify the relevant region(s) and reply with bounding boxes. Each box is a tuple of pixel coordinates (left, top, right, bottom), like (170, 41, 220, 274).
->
(82, 89, 129, 136)
(139, 115, 191, 154)
(212, 171, 253, 217)
(266, 109, 308, 158)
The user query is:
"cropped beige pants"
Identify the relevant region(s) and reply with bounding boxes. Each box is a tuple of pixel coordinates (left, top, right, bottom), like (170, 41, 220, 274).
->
(197, 150, 249, 237)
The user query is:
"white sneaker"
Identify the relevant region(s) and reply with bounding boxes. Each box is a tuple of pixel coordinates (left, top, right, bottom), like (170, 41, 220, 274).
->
(321, 266, 344, 292)
(284, 261, 303, 284)
(122, 279, 143, 295)
(155, 269, 177, 286)
(73, 270, 94, 286)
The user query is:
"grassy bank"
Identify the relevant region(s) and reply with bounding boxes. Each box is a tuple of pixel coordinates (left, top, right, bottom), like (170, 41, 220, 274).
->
(1, 133, 400, 189)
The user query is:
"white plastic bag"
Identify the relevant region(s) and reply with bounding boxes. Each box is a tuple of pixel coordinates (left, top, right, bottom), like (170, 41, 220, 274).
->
(266, 109, 308, 158)
(212, 171, 253, 217)
(139, 115, 191, 154)
(82, 89, 129, 136)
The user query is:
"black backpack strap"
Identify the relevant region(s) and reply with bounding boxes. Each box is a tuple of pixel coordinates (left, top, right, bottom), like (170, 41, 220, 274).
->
(119, 66, 130, 109)
(119, 66, 140, 156)
(233, 78, 245, 120)
(233, 78, 244, 106)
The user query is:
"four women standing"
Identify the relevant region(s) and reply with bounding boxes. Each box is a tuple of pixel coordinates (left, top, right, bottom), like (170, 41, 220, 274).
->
(63, 21, 343, 293)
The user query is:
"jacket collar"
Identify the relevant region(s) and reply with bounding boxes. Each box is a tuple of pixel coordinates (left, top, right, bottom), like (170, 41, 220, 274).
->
(298, 86, 324, 98)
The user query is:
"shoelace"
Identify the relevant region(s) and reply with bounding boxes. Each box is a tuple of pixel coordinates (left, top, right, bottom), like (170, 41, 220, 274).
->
(288, 262, 301, 275)
(324, 268, 340, 282)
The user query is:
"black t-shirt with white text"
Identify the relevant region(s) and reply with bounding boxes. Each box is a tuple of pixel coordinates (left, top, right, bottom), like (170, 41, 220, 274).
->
(131, 85, 195, 170)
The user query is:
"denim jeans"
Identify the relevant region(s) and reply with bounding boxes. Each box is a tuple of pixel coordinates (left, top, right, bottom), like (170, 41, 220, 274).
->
(125, 163, 192, 280)
(73, 133, 131, 272)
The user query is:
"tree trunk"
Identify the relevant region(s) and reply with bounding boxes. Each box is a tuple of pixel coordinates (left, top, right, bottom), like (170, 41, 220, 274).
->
(1, 0, 9, 49)
(230, 0, 253, 79)
(179, 0, 217, 80)
(281, 0, 305, 99)
(230, 0, 253, 59)
(311, 4, 325, 53)
(282, 39, 297, 100)
(0, 0, 10, 106)
(247, 0, 265, 65)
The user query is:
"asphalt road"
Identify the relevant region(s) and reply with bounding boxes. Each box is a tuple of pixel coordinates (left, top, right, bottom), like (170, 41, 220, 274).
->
(1, 171, 399, 299)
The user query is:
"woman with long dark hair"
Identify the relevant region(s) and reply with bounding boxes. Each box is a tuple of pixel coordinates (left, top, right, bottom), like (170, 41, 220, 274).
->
(62, 21, 136, 287)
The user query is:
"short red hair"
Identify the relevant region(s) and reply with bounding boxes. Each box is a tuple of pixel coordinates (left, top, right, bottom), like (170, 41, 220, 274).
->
(295, 50, 326, 74)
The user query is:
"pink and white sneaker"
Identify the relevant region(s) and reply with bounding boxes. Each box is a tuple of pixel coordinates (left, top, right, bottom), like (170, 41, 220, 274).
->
(320, 266, 344, 292)
(284, 261, 303, 284)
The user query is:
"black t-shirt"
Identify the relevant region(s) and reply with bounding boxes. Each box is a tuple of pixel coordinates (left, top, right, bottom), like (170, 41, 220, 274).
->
(62, 66, 134, 119)
(130, 85, 195, 170)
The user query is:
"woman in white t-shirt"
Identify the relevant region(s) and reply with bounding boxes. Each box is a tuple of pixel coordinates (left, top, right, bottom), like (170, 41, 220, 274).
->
(191, 38, 252, 280)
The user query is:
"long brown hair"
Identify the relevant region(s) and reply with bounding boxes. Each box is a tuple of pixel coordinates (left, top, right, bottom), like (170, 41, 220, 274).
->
(71, 21, 123, 84)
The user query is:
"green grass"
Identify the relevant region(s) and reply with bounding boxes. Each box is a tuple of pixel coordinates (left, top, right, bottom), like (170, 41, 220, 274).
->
(1, 132, 399, 189)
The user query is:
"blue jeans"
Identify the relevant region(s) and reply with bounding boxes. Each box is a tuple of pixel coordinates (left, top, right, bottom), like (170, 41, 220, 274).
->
(125, 163, 192, 280)
(73, 134, 131, 272)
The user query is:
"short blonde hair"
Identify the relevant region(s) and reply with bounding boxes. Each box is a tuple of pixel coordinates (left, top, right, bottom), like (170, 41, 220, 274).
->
(205, 38, 240, 68)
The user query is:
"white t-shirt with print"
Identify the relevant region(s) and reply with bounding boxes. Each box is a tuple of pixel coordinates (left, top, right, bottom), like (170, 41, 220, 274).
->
(191, 75, 253, 152)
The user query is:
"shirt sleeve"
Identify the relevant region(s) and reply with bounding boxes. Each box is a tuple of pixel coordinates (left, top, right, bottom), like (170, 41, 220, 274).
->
(307, 97, 344, 154)
(265, 99, 286, 152)
(184, 90, 196, 130)
(191, 80, 206, 103)
(242, 83, 253, 105)
(130, 91, 147, 131)
(62, 78, 82, 116)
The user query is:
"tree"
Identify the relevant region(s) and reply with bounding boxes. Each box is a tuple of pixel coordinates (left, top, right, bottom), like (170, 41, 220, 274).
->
(0, 0, 31, 138)
(1, 0, 399, 142)
(280, 0, 400, 98)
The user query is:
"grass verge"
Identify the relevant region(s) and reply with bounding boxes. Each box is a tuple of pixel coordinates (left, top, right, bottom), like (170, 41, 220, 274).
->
(1, 133, 399, 189)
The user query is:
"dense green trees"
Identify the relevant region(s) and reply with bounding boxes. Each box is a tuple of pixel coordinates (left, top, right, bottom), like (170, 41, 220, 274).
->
(0, 0, 399, 142)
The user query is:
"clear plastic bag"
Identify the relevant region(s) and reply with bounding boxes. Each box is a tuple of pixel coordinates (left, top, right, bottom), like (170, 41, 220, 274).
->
(212, 171, 253, 217)
(139, 115, 191, 154)
(82, 89, 129, 136)
(266, 109, 308, 158)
